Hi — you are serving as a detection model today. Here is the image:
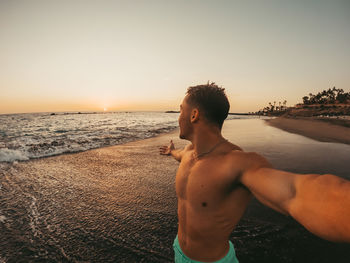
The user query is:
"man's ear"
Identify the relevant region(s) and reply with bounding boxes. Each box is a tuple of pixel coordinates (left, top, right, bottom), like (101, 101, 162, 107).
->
(190, 108, 199, 123)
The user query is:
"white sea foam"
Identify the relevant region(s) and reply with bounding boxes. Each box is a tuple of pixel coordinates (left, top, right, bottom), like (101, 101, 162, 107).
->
(0, 148, 29, 162)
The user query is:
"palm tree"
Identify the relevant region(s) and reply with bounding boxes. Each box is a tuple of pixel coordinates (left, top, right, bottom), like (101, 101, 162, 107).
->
(283, 100, 287, 110)
(330, 88, 336, 103)
(302, 96, 309, 105)
(308, 93, 315, 104)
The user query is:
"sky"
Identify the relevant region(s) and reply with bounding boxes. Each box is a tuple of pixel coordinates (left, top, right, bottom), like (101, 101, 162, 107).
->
(0, 0, 349, 114)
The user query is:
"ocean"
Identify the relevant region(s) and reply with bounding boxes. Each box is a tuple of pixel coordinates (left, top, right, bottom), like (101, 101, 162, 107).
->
(0, 111, 255, 163)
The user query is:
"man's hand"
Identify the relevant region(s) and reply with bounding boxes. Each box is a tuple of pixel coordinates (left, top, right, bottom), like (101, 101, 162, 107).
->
(159, 141, 191, 162)
(159, 140, 175, 156)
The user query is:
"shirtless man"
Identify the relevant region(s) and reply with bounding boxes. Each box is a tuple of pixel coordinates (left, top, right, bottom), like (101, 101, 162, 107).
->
(159, 83, 350, 263)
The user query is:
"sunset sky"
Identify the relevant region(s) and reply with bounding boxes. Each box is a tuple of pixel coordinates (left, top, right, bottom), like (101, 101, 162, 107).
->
(1, 0, 349, 114)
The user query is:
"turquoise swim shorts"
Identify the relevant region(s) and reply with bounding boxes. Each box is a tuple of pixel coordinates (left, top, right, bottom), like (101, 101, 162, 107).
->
(173, 235, 239, 263)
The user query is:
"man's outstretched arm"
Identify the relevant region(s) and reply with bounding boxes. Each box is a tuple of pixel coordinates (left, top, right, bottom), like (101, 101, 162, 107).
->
(240, 155, 350, 243)
(159, 140, 192, 162)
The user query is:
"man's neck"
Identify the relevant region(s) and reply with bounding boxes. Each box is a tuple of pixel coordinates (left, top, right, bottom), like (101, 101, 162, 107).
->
(191, 126, 225, 156)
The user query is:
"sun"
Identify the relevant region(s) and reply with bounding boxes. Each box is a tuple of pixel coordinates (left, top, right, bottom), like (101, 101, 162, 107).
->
(103, 107, 107, 112)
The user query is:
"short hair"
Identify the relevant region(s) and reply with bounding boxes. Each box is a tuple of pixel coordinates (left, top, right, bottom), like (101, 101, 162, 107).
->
(186, 82, 230, 128)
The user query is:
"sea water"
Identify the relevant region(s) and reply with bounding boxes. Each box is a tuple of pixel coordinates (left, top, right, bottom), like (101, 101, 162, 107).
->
(0, 111, 255, 162)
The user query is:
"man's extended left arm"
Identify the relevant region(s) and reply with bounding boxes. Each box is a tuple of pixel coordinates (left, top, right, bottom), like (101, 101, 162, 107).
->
(240, 156, 350, 243)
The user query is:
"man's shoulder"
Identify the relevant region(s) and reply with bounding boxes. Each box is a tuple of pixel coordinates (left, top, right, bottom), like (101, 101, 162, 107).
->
(179, 144, 194, 160)
(184, 143, 194, 151)
(226, 149, 271, 170)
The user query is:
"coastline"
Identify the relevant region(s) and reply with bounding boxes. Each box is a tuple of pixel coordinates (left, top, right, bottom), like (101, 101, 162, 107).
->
(1, 119, 350, 262)
(265, 117, 350, 145)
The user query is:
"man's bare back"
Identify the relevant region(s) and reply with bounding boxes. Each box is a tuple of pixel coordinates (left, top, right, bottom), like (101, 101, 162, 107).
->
(175, 141, 266, 261)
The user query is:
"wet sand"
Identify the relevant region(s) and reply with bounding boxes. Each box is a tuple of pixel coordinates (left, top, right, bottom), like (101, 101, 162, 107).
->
(0, 128, 185, 262)
(265, 117, 350, 145)
(1, 119, 350, 262)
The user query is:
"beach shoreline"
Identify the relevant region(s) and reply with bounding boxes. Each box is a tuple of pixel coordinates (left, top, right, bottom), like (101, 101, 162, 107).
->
(265, 117, 350, 145)
(2, 115, 350, 166)
(1, 118, 350, 262)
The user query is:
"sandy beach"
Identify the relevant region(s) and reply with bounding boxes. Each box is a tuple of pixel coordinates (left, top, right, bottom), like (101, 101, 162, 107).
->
(1, 118, 350, 262)
(265, 117, 350, 145)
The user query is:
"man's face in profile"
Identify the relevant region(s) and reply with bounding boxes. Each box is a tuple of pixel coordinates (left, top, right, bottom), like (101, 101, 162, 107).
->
(178, 96, 193, 140)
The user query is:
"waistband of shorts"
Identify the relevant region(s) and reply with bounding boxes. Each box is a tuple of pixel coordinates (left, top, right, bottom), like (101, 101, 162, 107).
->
(173, 235, 236, 263)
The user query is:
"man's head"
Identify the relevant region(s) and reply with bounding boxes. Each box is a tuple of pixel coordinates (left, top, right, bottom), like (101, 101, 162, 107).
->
(178, 82, 230, 140)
